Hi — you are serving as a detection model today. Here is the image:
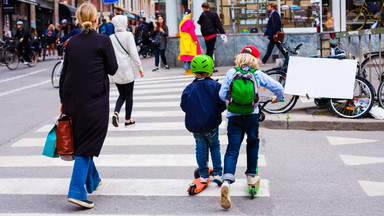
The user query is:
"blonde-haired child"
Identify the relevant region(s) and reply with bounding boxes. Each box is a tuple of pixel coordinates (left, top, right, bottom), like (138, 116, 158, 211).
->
(218, 45, 284, 209)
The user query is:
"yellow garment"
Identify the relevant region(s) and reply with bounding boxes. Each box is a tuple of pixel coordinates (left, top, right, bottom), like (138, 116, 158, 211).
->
(178, 14, 197, 60)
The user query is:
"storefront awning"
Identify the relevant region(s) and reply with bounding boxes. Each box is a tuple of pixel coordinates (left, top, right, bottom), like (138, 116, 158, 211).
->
(17, 0, 38, 5)
(59, 3, 77, 19)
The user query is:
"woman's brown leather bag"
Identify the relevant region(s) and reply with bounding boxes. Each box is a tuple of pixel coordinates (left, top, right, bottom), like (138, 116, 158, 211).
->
(56, 114, 75, 161)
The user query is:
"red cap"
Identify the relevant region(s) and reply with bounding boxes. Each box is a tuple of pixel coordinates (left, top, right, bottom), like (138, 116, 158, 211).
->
(241, 45, 260, 58)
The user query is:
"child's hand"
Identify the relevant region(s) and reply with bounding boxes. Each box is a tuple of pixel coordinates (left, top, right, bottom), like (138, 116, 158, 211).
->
(139, 70, 144, 78)
(271, 96, 278, 103)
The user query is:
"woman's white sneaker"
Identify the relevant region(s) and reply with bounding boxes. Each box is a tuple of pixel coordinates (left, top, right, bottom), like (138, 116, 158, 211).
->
(220, 181, 231, 209)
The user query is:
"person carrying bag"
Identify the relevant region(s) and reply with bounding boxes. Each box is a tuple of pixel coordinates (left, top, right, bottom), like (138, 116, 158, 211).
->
(109, 15, 144, 128)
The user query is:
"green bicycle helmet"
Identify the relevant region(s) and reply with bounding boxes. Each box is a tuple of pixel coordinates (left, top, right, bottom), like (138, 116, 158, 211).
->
(191, 55, 214, 74)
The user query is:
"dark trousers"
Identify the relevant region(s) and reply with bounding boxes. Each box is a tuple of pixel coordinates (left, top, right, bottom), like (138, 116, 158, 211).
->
(17, 43, 31, 62)
(114, 82, 134, 120)
(262, 38, 280, 64)
(154, 48, 167, 67)
(205, 37, 216, 60)
(57, 44, 64, 57)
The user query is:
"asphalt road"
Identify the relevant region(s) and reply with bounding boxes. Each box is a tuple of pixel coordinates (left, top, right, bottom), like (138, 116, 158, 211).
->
(0, 57, 383, 215)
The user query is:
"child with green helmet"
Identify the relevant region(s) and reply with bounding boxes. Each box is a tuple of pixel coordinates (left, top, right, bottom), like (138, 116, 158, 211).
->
(218, 45, 284, 209)
(180, 54, 226, 185)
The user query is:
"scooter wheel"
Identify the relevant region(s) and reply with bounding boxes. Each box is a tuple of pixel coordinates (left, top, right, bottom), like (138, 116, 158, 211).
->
(251, 186, 255, 199)
(194, 168, 200, 179)
(188, 185, 196, 195)
(259, 112, 265, 122)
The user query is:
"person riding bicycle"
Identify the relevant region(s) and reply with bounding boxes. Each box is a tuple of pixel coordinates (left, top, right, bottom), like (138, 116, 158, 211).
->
(59, 22, 83, 45)
(13, 21, 31, 63)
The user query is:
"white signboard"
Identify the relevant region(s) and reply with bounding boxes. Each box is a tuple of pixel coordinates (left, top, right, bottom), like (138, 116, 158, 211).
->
(284, 56, 357, 99)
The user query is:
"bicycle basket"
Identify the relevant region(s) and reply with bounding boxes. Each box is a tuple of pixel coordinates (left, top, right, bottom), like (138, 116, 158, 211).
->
(367, 1, 381, 13)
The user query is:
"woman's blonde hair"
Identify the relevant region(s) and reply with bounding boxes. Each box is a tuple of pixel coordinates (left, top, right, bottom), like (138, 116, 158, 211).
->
(48, 24, 55, 31)
(235, 53, 259, 69)
(76, 2, 97, 33)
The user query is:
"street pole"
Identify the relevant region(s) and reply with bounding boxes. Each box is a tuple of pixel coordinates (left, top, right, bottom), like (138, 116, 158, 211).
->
(230, 0, 236, 55)
(0, 0, 3, 40)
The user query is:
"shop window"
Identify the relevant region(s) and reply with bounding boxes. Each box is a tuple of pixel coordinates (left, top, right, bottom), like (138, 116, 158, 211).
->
(218, 0, 320, 34)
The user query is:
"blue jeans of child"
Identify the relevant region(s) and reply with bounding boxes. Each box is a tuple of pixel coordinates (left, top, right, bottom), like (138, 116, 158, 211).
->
(223, 114, 260, 183)
(193, 127, 222, 177)
(68, 156, 100, 200)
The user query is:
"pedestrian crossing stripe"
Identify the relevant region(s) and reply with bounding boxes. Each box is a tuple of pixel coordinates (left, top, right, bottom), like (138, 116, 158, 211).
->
(0, 154, 266, 167)
(36, 122, 226, 132)
(358, 180, 384, 197)
(110, 88, 182, 96)
(115, 94, 180, 100)
(110, 101, 181, 108)
(109, 110, 185, 117)
(133, 75, 225, 83)
(327, 136, 379, 146)
(11, 136, 231, 147)
(339, 154, 384, 166)
(0, 178, 270, 197)
(134, 81, 193, 89)
(299, 97, 314, 103)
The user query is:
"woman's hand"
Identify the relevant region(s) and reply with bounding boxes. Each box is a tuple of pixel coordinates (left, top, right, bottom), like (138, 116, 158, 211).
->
(139, 70, 144, 78)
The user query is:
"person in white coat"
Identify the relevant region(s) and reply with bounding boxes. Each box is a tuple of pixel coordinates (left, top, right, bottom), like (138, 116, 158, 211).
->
(110, 15, 144, 127)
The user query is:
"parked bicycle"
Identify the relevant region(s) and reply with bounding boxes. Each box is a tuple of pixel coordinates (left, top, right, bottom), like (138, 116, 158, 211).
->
(261, 42, 375, 118)
(259, 42, 302, 114)
(346, 0, 384, 31)
(0, 39, 19, 70)
(357, 51, 384, 95)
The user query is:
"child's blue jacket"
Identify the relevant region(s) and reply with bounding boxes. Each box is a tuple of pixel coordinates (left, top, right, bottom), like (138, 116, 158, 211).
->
(180, 77, 226, 133)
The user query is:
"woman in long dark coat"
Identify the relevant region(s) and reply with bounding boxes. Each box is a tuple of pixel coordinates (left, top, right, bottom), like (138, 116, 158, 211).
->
(59, 2, 118, 209)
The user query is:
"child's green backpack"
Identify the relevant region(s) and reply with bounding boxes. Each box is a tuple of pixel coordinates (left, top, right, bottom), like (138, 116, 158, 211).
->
(226, 67, 259, 114)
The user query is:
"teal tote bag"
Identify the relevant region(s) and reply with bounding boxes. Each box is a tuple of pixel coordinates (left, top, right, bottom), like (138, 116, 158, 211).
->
(42, 124, 59, 158)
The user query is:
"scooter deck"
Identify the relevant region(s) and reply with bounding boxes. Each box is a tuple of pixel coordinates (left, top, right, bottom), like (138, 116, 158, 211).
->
(187, 169, 213, 195)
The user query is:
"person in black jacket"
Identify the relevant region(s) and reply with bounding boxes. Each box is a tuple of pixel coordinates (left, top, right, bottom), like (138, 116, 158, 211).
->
(13, 21, 31, 63)
(198, 2, 225, 72)
(59, 2, 118, 209)
(261, 3, 281, 64)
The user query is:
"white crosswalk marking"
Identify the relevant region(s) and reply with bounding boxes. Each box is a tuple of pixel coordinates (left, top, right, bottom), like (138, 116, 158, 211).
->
(0, 74, 273, 215)
(0, 154, 266, 167)
(36, 122, 226, 132)
(12, 136, 231, 147)
(0, 178, 270, 197)
(110, 101, 181, 108)
(327, 136, 379, 145)
(339, 154, 384, 166)
(358, 180, 384, 197)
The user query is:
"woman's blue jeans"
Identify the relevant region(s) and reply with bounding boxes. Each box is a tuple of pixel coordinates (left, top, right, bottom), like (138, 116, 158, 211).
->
(184, 61, 191, 70)
(193, 127, 222, 177)
(68, 156, 100, 200)
(223, 114, 260, 183)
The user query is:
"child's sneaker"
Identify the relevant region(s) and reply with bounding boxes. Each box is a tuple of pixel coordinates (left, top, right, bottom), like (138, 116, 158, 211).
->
(247, 174, 260, 187)
(200, 175, 209, 184)
(213, 175, 222, 186)
(220, 181, 231, 209)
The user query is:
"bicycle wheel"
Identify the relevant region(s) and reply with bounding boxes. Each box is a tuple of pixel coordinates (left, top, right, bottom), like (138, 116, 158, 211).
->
(346, 9, 366, 31)
(359, 54, 384, 94)
(329, 76, 374, 118)
(378, 81, 384, 108)
(5, 50, 19, 70)
(27, 51, 37, 67)
(51, 61, 63, 88)
(260, 70, 299, 114)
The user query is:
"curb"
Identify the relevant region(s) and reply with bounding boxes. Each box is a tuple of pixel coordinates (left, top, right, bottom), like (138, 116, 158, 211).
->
(261, 115, 384, 131)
